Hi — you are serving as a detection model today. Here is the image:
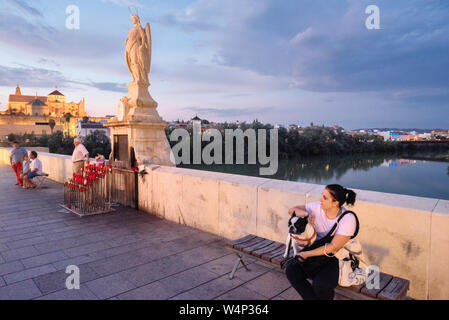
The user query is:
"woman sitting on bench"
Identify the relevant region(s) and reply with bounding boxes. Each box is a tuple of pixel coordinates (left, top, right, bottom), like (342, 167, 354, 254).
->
(285, 184, 357, 300)
(23, 151, 43, 189)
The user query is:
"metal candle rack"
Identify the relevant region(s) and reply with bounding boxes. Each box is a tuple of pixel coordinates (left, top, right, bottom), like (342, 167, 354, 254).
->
(61, 164, 114, 217)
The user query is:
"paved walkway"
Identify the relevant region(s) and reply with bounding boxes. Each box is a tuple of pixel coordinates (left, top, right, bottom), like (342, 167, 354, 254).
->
(0, 165, 347, 300)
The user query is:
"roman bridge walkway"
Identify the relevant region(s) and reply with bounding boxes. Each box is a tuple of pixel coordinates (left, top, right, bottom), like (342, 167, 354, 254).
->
(0, 165, 349, 300)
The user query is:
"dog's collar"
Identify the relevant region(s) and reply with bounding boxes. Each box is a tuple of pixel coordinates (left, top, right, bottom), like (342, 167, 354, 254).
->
(291, 229, 316, 246)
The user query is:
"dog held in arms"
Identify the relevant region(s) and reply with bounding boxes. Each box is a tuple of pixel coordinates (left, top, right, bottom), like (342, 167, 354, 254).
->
(283, 212, 316, 258)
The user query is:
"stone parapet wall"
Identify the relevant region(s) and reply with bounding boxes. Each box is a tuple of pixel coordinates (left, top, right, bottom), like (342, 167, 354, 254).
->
(0, 147, 72, 182)
(137, 165, 449, 300)
(1, 148, 447, 300)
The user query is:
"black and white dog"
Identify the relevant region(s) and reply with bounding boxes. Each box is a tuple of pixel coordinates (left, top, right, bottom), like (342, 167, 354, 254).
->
(283, 213, 316, 258)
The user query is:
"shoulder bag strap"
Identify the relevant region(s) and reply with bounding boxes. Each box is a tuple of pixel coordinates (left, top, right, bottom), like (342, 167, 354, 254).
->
(337, 210, 360, 239)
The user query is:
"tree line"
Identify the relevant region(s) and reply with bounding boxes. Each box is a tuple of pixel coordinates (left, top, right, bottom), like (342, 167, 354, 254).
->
(2, 122, 448, 163)
(1, 130, 111, 159)
(166, 121, 449, 162)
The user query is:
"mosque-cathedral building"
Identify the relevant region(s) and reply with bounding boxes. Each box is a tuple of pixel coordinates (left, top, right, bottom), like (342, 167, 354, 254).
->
(5, 85, 86, 117)
(0, 86, 109, 138)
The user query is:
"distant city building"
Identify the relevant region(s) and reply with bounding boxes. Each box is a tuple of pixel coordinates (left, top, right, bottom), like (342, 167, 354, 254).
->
(1, 85, 86, 117)
(418, 133, 432, 140)
(378, 130, 419, 141)
(431, 130, 449, 139)
(0, 86, 112, 138)
(76, 121, 110, 138)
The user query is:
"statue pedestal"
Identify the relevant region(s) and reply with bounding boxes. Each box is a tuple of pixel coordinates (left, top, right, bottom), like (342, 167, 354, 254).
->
(106, 81, 174, 167)
(127, 81, 158, 109)
(105, 119, 174, 167)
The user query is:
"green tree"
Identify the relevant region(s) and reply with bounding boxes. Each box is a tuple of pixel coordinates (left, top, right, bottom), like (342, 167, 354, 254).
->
(48, 119, 56, 134)
(7, 133, 17, 142)
(46, 131, 74, 155)
(63, 113, 73, 137)
(82, 130, 111, 159)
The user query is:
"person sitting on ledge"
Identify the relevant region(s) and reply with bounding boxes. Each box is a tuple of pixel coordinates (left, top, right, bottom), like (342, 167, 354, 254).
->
(95, 153, 105, 167)
(285, 184, 357, 300)
(23, 151, 43, 189)
(21, 153, 31, 189)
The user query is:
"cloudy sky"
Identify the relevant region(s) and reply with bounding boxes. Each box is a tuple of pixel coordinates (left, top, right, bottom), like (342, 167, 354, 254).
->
(0, 0, 448, 129)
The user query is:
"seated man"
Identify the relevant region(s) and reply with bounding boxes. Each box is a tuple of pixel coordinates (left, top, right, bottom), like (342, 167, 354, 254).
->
(23, 151, 43, 189)
(21, 153, 31, 189)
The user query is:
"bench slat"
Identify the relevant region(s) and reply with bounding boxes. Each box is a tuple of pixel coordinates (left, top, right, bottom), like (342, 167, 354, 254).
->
(234, 236, 266, 251)
(242, 239, 274, 255)
(260, 246, 285, 261)
(226, 234, 257, 248)
(378, 277, 410, 300)
(261, 247, 283, 262)
(361, 272, 393, 298)
(253, 243, 284, 258)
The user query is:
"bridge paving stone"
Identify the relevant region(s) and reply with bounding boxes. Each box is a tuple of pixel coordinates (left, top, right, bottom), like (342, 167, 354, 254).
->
(33, 263, 101, 295)
(85, 273, 136, 299)
(0, 279, 42, 300)
(3, 264, 56, 285)
(117, 281, 177, 300)
(21, 251, 70, 269)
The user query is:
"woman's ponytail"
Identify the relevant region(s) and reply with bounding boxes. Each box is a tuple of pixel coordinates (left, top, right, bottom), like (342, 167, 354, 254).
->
(344, 188, 356, 206)
(326, 184, 357, 207)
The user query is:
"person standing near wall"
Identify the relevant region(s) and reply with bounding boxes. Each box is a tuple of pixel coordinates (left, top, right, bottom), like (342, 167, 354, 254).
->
(10, 141, 27, 186)
(72, 138, 89, 173)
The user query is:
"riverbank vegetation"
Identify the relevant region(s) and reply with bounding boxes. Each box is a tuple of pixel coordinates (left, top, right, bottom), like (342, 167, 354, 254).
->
(3, 123, 448, 162)
(1, 131, 111, 158)
(166, 122, 449, 161)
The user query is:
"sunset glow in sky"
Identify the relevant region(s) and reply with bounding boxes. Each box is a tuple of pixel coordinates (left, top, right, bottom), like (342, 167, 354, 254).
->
(0, 0, 448, 128)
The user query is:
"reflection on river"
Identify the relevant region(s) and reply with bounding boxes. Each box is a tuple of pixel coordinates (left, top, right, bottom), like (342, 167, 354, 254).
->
(180, 154, 449, 200)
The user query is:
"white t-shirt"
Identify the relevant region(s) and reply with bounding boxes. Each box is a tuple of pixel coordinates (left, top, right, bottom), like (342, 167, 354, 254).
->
(72, 144, 89, 162)
(30, 158, 43, 175)
(305, 202, 356, 240)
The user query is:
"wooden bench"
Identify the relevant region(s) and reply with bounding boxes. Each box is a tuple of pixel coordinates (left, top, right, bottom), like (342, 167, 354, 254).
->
(226, 234, 410, 300)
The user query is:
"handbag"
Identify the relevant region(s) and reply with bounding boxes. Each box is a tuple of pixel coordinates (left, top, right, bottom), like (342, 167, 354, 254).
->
(333, 210, 371, 287)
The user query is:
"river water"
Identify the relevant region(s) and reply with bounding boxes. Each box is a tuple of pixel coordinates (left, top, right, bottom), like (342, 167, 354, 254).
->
(180, 154, 449, 200)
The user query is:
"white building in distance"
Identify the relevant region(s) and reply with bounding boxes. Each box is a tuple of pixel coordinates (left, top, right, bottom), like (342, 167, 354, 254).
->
(76, 120, 110, 138)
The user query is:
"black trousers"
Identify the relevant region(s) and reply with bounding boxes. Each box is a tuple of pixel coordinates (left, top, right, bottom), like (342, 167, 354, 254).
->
(285, 257, 339, 300)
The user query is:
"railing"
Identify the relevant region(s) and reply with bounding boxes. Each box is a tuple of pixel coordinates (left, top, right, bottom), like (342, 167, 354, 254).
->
(110, 167, 138, 209)
(63, 164, 113, 217)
